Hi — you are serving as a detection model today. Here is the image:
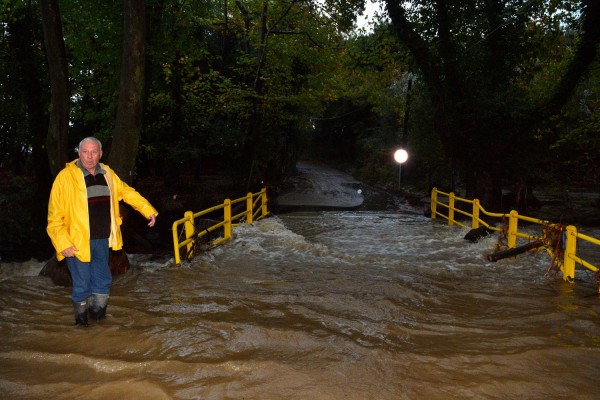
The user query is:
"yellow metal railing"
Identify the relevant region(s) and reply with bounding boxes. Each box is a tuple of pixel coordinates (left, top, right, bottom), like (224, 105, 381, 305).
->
(172, 188, 269, 265)
(431, 188, 600, 287)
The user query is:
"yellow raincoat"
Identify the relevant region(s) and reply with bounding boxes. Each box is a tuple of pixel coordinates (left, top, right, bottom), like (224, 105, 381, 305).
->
(47, 160, 158, 262)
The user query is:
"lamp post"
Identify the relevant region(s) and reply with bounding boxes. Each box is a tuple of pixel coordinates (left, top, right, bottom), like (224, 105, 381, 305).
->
(393, 148, 409, 189)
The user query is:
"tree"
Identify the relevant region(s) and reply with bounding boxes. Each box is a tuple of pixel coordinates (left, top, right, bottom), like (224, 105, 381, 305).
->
(109, 0, 147, 183)
(39, 0, 69, 176)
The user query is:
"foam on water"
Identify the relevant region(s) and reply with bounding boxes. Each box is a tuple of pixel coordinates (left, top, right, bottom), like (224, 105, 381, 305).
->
(0, 258, 46, 280)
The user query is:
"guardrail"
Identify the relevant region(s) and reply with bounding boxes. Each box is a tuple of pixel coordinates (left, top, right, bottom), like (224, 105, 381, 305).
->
(430, 188, 600, 289)
(172, 188, 269, 265)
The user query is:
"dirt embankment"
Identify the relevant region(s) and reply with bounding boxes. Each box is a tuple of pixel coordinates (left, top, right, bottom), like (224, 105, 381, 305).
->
(527, 190, 600, 227)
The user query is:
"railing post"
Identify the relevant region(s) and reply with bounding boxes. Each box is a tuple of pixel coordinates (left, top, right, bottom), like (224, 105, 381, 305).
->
(224, 199, 232, 240)
(246, 192, 253, 224)
(508, 210, 518, 248)
(472, 199, 480, 229)
(261, 188, 268, 218)
(431, 188, 437, 220)
(172, 221, 182, 266)
(563, 225, 577, 282)
(184, 210, 195, 257)
(448, 192, 455, 226)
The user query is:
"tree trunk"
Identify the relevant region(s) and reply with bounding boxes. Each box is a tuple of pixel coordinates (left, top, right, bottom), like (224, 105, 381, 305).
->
(540, 0, 600, 120)
(242, 1, 269, 174)
(109, 0, 146, 184)
(39, 0, 69, 176)
(8, 3, 53, 232)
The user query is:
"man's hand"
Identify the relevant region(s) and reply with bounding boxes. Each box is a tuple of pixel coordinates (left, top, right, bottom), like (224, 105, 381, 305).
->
(148, 214, 157, 227)
(61, 246, 78, 258)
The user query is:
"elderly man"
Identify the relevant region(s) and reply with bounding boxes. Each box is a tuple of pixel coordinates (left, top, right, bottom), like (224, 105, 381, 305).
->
(47, 137, 158, 327)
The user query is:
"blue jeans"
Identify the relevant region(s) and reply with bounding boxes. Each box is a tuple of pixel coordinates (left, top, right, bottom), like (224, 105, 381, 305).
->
(66, 239, 112, 302)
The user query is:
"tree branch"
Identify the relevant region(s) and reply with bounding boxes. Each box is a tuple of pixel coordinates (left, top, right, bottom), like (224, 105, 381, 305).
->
(269, 30, 324, 48)
(385, 1, 442, 95)
(542, 0, 600, 117)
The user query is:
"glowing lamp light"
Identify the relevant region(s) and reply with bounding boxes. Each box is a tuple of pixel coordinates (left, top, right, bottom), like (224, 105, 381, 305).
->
(393, 148, 409, 189)
(394, 149, 409, 164)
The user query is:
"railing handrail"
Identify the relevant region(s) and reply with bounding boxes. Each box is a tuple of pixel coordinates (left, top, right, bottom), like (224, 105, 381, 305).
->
(431, 187, 599, 287)
(171, 188, 270, 265)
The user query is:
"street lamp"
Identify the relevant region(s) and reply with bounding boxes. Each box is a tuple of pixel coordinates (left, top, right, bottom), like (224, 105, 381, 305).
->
(393, 148, 409, 189)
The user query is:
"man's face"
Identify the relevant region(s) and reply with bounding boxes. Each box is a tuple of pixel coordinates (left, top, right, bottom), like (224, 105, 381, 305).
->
(79, 141, 102, 173)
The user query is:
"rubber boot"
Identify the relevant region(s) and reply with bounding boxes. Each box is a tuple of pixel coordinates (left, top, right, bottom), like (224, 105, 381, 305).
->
(88, 293, 109, 321)
(73, 300, 89, 327)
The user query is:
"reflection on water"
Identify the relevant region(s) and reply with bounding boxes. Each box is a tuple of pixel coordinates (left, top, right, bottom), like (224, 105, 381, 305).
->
(1, 211, 599, 399)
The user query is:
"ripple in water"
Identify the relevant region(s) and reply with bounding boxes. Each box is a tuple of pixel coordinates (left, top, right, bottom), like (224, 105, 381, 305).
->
(1, 212, 599, 399)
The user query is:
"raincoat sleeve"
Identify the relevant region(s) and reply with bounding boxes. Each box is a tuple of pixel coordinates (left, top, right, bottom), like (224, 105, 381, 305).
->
(47, 171, 74, 259)
(110, 169, 158, 219)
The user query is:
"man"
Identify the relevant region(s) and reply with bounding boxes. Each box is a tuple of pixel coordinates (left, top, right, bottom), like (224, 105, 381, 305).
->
(47, 137, 158, 327)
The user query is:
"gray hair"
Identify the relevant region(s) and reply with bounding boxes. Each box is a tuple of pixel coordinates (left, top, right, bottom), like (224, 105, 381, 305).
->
(78, 137, 103, 152)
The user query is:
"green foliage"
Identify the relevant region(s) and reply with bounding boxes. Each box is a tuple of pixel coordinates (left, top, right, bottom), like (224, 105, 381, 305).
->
(0, 0, 598, 203)
(305, 22, 413, 184)
(377, 0, 600, 204)
(59, 0, 123, 147)
(542, 61, 600, 186)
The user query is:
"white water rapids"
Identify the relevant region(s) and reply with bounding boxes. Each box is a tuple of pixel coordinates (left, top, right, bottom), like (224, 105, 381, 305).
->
(1, 210, 599, 399)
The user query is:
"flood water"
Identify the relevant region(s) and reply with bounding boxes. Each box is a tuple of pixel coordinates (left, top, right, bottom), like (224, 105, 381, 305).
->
(1, 210, 599, 399)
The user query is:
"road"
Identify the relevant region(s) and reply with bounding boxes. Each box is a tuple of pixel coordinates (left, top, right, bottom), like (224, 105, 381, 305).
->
(274, 162, 364, 210)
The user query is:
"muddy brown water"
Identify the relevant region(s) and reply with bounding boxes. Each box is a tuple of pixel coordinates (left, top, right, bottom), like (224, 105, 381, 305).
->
(1, 211, 599, 399)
